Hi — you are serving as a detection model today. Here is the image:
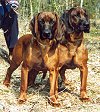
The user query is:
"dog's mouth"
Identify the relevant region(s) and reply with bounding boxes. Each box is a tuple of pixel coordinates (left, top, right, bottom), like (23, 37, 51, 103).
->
(78, 25, 89, 33)
(78, 20, 90, 33)
(83, 28, 90, 33)
(41, 30, 53, 40)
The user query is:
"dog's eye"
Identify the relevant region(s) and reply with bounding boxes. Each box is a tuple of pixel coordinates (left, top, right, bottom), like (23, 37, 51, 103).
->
(50, 19, 55, 24)
(72, 14, 80, 19)
(74, 15, 78, 17)
(72, 14, 77, 17)
(39, 19, 45, 24)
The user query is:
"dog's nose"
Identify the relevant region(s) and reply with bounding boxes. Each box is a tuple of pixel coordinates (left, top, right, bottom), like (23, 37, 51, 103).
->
(43, 30, 51, 38)
(84, 21, 89, 27)
(82, 20, 89, 27)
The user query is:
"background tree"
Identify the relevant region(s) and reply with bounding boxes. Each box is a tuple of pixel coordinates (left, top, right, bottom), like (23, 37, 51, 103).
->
(18, 0, 100, 35)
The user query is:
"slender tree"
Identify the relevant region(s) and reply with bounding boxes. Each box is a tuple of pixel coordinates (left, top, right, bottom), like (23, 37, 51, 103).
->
(30, 0, 33, 19)
(80, 0, 83, 7)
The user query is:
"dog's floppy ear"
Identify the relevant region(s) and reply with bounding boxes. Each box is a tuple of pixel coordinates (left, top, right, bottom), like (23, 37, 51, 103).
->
(29, 17, 35, 36)
(61, 10, 74, 34)
(29, 14, 39, 37)
(54, 13, 62, 41)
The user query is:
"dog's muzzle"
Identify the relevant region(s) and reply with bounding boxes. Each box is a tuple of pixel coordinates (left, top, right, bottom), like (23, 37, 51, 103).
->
(79, 19, 90, 33)
(42, 29, 52, 39)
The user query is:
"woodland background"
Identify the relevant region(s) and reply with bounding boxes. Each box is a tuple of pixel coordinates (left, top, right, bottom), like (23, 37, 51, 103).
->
(18, 0, 100, 36)
(19, 0, 100, 19)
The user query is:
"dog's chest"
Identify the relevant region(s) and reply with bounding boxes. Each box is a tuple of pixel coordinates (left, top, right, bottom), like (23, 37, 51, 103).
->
(31, 48, 44, 68)
(31, 46, 52, 70)
(58, 45, 77, 68)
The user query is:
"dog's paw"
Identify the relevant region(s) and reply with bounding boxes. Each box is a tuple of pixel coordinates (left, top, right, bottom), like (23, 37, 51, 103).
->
(80, 97, 91, 102)
(18, 93, 27, 104)
(80, 91, 91, 102)
(3, 80, 10, 87)
(18, 98, 27, 104)
(48, 98, 61, 107)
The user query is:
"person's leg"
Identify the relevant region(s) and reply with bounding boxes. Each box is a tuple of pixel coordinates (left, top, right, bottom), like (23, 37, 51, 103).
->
(9, 14, 18, 49)
(4, 14, 18, 60)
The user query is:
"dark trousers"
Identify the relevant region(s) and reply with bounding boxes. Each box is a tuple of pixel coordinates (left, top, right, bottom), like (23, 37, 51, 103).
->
(3, 12, 18, 51)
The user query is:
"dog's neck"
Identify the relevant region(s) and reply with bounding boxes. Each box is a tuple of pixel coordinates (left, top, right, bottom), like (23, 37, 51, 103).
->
(69, 32, 83, 44)
(38, 39, 54, 49)
(59, 32, 84, 56)
(37, 39, 49, 49)
(31, 35, 50, 49)
(33, 37, 57, 55)
(62, 31, 83, 47)
(34, 38, 58, 65)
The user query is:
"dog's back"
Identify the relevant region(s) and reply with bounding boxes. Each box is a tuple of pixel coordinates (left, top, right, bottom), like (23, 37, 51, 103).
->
(12, 34, 33, 65)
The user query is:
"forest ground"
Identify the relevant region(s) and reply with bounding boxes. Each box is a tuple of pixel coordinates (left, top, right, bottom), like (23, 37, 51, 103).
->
(0, 26, 100, 112)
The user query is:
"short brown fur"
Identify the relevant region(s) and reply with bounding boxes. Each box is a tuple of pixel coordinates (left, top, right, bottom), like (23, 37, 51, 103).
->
(3, 12, 61, 107)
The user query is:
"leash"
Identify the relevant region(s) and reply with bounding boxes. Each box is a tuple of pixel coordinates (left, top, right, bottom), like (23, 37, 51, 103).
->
(3, 29, 8, 33)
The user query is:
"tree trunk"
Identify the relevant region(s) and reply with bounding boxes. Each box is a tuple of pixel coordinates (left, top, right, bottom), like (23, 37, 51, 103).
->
(30, 0, 33, 19)
(80, 0, 83, 8)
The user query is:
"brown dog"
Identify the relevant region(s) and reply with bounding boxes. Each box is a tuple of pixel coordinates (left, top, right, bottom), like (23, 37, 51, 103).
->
(3, 12, 61, 107)
(29, 7, 90, 103)
(58, 7, 90, 101)
(27, 7, 90, 105)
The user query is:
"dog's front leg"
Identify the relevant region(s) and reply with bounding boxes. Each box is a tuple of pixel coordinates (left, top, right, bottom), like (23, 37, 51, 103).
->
(75, 47, 90, 101)
(80, 63, 90, 101)
(55, 71, 59, 99)
(18, 63, 29, 103)
(49, 69, 60, 107)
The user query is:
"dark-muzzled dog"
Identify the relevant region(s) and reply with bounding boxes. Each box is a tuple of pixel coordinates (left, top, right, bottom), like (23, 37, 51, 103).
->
(58, 7, 90, 101)
(28, 7, 90, 104)
(3, 12, 61, 107)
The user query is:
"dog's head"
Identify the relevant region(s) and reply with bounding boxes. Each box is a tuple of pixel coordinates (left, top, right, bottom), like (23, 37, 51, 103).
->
(61, 7, 90, 33)
(30, 12, 61, 41)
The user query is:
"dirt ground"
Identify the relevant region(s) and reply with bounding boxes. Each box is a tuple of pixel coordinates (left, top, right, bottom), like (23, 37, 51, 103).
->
(0, 29, 100, 112)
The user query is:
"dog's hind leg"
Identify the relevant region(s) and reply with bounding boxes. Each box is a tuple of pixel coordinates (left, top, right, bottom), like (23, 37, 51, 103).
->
(3, 59, 22, 87)
(59, 65, 70, 85)
(41, 69, 47, 83)
(3, 39, 24, 87)
(28, 69, 38, 86)
(3, 46, 22, 87)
